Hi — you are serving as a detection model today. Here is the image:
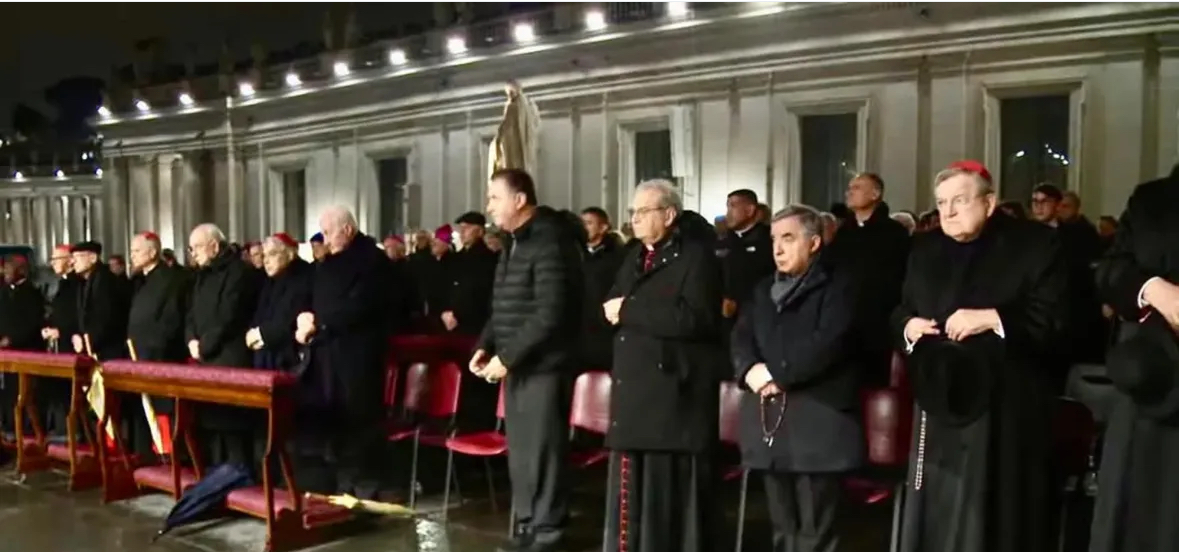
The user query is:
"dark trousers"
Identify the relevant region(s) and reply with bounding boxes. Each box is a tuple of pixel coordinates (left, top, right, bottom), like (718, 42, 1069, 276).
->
(504, 370, 571, 541)
(763, 472, 842, 552)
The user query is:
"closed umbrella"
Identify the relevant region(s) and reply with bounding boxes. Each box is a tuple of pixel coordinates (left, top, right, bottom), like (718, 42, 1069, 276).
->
(153, 463, 254, 542)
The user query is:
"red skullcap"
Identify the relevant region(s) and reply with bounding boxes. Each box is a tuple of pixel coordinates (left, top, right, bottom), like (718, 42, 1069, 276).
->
(434, 224, 453, 242)
(271, 232, 299, 249)
(54, 244, 73, 254)
(384, 234, 404, 244)
(946, 160, 992, 184)
(140, 231, 160, 242)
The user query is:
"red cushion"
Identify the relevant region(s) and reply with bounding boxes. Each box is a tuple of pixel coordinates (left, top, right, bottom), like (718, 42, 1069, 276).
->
(46, 442, 95, 461)
(445, 431, 507, 456)
(0, 351, 93, 370)
(718, 381, 744, 446)
(862, 388, 912, 467)
(226, 486, 353, 527)
(570, 372, 611, 435)
(101, 361, 297, 390)
(133, 465, 199, 493)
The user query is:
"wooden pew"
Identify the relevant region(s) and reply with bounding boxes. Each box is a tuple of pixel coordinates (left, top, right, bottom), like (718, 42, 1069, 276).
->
(97, 360, 353, 552)
(0, 351, 101, 490)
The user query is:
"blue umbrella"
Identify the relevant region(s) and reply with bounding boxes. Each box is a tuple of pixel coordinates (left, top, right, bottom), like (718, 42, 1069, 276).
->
(152, 463, 254, 542)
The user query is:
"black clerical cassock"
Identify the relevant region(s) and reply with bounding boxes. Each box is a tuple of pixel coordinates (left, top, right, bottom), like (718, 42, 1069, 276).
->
(890, 166, 1067, 552)
(0, 263, 47, 436)
(604, 212, 725, 552)
(127, 260, 190, 416)
(73, 242, 131, 361)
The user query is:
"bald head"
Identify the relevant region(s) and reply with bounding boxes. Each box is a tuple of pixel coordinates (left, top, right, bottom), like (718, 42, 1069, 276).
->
(318, 205, 359, 255)
(188, 223, 226, 267)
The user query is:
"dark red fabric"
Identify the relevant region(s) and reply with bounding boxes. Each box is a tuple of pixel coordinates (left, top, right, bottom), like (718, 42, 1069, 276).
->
(445, 432, 508, 456)
(947, 159, 993, 184)
(139, 231, 160, 242)
(0, 351, 92, 369)
(863, 388, 911, 467)
(718, 381, 743, 446)
(132, 465, 198, 493)
(569, 371, 612, 434)
(271, 232, 298, 248)
(642, 247, 656, 272)
(100, 360, 296, 390)
(400, 362, 462, 418)
(619, 453, 630, 552)
(226, 486, 352, 527)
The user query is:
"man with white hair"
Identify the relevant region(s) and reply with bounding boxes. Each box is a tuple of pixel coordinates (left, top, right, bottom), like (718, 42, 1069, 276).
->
(185, 223, 264, 466)
(295, 205, 390, 498)
(601, 179, 725, 552)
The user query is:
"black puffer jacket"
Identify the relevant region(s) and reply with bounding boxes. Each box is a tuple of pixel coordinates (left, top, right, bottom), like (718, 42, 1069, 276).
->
(476, 206, 585, 374)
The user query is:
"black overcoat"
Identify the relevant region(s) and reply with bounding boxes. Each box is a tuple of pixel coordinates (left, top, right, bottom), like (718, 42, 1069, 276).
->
(185, 249, 260, 368)
(1090, 165, 1179, 552)
(730, 257, 865, 472)
(305, 233, 389, 424)
(47, 275, 80, 345)
(127, 264, 189, 363)
(77, 264, 131, 361)
(606, 215, 726, 453)
(890, 213, 1068, 552)
(0, 279, 46, 351)
(444, 240, 497, 335)
(251, 258, 313, 371)
(580, 235, 626, 371)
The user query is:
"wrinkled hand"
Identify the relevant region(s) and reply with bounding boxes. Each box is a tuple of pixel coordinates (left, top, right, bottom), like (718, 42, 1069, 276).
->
(722, 298, 738, 318)
(760, 382, 783, 398)
(603, 298, 624, 325)
(72, 334, 84, 354)
(468, 349, 489, 375)
(903, 317, 940, 345)
(295, 327, 314, 345)
(246, 328, 263, 350)
(296, 312, 316, 332)
(441, 311, 458, 332)
(482, 355, 507, 383)
(187, 339, 201, 360)
(1144, 278, 1179, 328)
(944, 308, 1000, 342)
(42, 327, 60, 341)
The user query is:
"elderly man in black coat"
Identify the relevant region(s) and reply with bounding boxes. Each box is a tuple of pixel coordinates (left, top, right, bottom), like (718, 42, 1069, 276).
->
(732, 205, 864, 552)
(186, 223, 263, 467)
(40, 245, 79, 438)
(601, 180, 726, 552)
(0, 255, 48, 439)
(295, 206, 390, 499)
(248, 233, 313, 372)
(470, 169, 584, 552)
(70, 241, 130, 360)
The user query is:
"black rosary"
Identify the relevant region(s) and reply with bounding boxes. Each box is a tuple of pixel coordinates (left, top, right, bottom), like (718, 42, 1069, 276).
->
(759, 395, 786, 447)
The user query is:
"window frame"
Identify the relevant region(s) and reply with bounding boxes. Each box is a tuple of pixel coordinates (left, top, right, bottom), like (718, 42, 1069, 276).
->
(782, 97, 872, 207)
(983, 78, 1087, 198)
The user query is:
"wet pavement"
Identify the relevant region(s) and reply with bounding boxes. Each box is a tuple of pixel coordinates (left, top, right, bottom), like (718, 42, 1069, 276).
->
(0, 458, 896, 552)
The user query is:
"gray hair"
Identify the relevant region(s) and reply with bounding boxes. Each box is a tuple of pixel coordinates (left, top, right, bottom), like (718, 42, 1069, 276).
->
(192, 223, 226, 243)
(319, 205, 358, 230)
(771, 204, 824, 239)
(933, 167, 994, 196)
(819, 211, 837, 224)
(635, 179, 683, 214)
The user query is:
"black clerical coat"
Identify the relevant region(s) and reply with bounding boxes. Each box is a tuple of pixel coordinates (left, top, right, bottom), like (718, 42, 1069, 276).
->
(47, 275, 80, 346)
(581, 235, 626, 371)
(251, 258, 312, 371)
(127, 264, 189, 363)
(185, 250, 260, 368)
(607, 224, 725, 453)
(1090, 165, 1179, 552)
(890, 214, 1068, 552)
(76, 264, 130, 361)
(0, 279, 46, 351)
(445, 241, 497, 335)
(305, 233, 389, 423)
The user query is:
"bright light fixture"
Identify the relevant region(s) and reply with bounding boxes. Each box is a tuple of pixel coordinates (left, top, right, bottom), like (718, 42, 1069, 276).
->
(585, 9, 607, 31)
(239, 82, 255, 97)
(135, 99, 150, 112)
(95, 167, 104, 177)
(446, 36, 467, 55)
(97, 105, 111, 117)
(667, 2, 689, 18)
(13, 171, 23, 180)
(513, 23, 536, 43)
(55, 169, 64, 178)
(179, 92, 195, 106)
(389, 49, 407, 65)
(333, 61, 350, 77)
(285, 72, 302, 87)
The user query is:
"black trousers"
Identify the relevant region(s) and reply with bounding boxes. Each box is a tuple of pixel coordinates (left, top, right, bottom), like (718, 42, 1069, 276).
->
(504, 370, 571, 541)
(763, 472, 842, 552)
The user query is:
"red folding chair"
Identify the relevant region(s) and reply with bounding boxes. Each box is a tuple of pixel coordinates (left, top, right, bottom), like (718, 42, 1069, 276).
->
(718, 381, 750, 552)
(568, 371, 612, 469)
(441, 383, 507, 521)
(386, 361, 462, 510)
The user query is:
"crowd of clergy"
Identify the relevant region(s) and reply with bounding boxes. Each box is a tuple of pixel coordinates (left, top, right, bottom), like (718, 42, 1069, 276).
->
(0, 160, 1177, 552)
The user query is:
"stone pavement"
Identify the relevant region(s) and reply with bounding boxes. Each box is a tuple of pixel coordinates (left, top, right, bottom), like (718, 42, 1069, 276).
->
(0, 465, 896, 552)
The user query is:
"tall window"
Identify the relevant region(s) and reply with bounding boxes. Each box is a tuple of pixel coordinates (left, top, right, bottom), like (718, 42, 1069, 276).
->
(281, 169, 307, 240)
(999, 95, 1070, 203)
(377, 157, 408, 237)
(634, 129, 673, 184)
(799, 113, 858, 210)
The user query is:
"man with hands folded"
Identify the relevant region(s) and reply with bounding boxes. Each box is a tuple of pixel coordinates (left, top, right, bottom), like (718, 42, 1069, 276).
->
(731, 204, 864, 552)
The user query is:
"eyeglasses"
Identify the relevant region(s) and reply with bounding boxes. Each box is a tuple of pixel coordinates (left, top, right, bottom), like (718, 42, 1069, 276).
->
(628, 206, 664, 219)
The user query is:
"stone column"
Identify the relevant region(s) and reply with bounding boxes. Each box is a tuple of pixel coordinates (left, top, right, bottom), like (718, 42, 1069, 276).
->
(155, 154, 179, 250)
(31, 196, 50, 262)
(102, 157, 129, 254)
(49, 195, 67, 246)
(68, 196, 88, 246)
(0, 200, 8, 244)
(89, 195, 105, 245)
(9, 198, 27, 245)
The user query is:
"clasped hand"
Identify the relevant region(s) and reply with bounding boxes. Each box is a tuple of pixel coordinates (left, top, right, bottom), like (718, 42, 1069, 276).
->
(295, 312, 317, 344)
(468, 349, 507, 383)
(905, 308, 1000, 344)
(743, 363, 782, 398)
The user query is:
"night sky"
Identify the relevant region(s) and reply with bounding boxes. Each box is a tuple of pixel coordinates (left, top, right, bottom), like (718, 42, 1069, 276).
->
(0, 3, 433, 126)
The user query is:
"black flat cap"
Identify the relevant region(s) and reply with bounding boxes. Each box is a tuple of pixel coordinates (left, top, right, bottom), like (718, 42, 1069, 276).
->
(909, 333, 1003, 427)
(70, 241, 103, 255)
(1107, 314, 1179, 422)
(454, 211, 487, 226)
